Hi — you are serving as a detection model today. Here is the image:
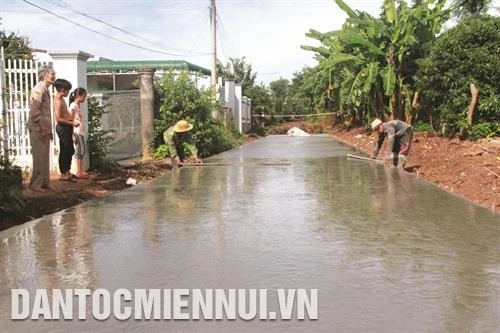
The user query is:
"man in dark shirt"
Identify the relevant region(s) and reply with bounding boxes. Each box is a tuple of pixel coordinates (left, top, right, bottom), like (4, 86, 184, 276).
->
(371, 118, 414, 169)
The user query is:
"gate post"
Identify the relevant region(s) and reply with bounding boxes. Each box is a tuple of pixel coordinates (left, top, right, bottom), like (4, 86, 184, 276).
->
(137, 68, 156, 161)
(0, 61, 7, 157)
(235, 84, 242, 133)
(50, 51, 93, 172)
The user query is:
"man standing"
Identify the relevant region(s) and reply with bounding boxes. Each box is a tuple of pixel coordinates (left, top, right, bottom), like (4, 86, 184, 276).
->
(371, 118, 414, 169)
(28, 66, 56, 191)
(163, 120, 202, 167)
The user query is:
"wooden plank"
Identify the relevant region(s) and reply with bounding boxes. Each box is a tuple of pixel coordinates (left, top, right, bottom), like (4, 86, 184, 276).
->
(346, 153, 385, 164)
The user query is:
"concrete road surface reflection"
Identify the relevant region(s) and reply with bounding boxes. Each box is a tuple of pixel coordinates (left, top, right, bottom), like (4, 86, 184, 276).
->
(0, 135, 499, 332)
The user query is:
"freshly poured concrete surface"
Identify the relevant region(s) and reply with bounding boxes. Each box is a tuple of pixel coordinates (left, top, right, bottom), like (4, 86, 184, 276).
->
(1, 136, 499, 332)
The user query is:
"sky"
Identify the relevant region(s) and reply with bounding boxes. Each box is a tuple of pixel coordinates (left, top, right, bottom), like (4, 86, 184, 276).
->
(1, 0, 498, 85)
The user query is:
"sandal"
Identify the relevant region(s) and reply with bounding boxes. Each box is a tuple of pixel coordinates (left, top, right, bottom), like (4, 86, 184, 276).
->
(59, 175, 77, 183)
(77, 172, 89, 179)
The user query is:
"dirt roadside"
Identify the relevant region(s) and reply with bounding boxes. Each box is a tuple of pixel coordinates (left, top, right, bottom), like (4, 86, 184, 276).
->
(0, 159, 174, 231)
(1, 125, 498, 231)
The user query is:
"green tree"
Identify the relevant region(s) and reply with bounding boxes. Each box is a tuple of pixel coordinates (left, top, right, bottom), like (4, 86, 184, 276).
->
(245, 84, 271, 116)
(417, 14, 500, 137)
(0, 29, 32, 60)
(217, 56, 268, 126)
(269, 78, 289, 116)
(302, 0, 449, 125)
(216, 57, 257, 93)
(450, 0, 493, 20)
(287, 67, 317, 115)
(245, 84, 271, 129)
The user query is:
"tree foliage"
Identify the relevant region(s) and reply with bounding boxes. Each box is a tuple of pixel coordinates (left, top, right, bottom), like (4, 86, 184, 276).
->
(153, 71, 239, 158)
(301, 0, 450, 125)
(216, 56, 257, 93)
(450, 0, 493, 20)
(87, 96, 113, 170)
(216, 56, 273, 128)
(417, 14, 500, 137)
(287, 67, 317, 115)
(269, 78, 289, 116)
(245, 84, 271, 115)
(0, 28, 32, 60)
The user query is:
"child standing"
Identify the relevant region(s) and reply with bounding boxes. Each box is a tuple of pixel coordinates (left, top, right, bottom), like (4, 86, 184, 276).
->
(54, 79, 80, 182)
(69, 87, 89, 179)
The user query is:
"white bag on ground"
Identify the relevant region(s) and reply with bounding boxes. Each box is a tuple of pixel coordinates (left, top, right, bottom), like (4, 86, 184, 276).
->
(287, 127, 311, 136)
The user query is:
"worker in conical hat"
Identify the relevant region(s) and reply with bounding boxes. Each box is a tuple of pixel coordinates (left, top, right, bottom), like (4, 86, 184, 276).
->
(163, 120, 202, 167)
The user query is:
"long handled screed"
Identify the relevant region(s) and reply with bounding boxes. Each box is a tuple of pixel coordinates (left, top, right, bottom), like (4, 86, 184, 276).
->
(346, 154, 384, 164)
(181, 162, 292, 167)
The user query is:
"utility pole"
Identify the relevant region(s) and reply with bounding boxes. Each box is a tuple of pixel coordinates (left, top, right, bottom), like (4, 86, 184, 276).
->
(210, 0, 217, 87)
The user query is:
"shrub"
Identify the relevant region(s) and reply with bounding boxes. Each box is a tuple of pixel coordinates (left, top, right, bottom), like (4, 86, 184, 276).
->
(251, 126, 266, 137)
(470, 122, 495, 141)
(413, 121, 433, 133)
(0, 154, 24, 225)
(153, 71, 240, 158)
(87, 96, 114, 170)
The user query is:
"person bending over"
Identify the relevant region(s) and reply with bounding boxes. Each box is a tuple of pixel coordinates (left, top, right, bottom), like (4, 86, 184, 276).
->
(371, 118, 413, 169)
(163, 120, 202, 167)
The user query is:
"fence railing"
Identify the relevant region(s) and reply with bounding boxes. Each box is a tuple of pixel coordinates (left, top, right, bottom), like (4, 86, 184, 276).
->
(0, 57, 55, 171)
(92, 90, 142, 161)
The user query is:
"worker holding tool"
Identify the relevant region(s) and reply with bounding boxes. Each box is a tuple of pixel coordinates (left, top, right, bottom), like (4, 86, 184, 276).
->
(163, 120, 203, 167)
(370, 118, 413, 169)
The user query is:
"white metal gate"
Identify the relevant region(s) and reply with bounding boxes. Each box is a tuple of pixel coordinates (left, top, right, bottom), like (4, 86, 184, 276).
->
(0, 57, 58, 172)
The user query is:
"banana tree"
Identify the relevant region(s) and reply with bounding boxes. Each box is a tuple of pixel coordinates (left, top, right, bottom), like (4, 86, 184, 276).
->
(382, 0, 449, 122)
(302, 10, 388, 124)
(302, 0, 449, 125)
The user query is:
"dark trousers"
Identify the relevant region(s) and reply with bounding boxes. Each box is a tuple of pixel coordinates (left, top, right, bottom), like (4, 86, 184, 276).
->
(176, 144, 186, 162)
(56, 124, 75, 174)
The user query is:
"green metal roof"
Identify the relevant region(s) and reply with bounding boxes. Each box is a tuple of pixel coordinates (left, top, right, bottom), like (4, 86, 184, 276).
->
(86, 60, 210, 76)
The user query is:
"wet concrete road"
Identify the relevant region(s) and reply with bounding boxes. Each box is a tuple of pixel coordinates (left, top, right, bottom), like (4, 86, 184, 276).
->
(1, 135, 499, 332)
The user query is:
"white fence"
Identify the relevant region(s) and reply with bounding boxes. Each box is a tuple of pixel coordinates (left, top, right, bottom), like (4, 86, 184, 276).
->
(0, 58, 57, 171)
(217, 80, 252, 134)
(241, 96, 251, 133)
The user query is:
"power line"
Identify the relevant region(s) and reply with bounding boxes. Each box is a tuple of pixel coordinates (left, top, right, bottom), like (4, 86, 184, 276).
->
(215, 12, 232, 64)
(41, 0, 158, 48)
(20, 0, 208, 57)
(216, 24, 229, 64)
(188, 14, 210, 56)
(41, 0, 210, 55)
